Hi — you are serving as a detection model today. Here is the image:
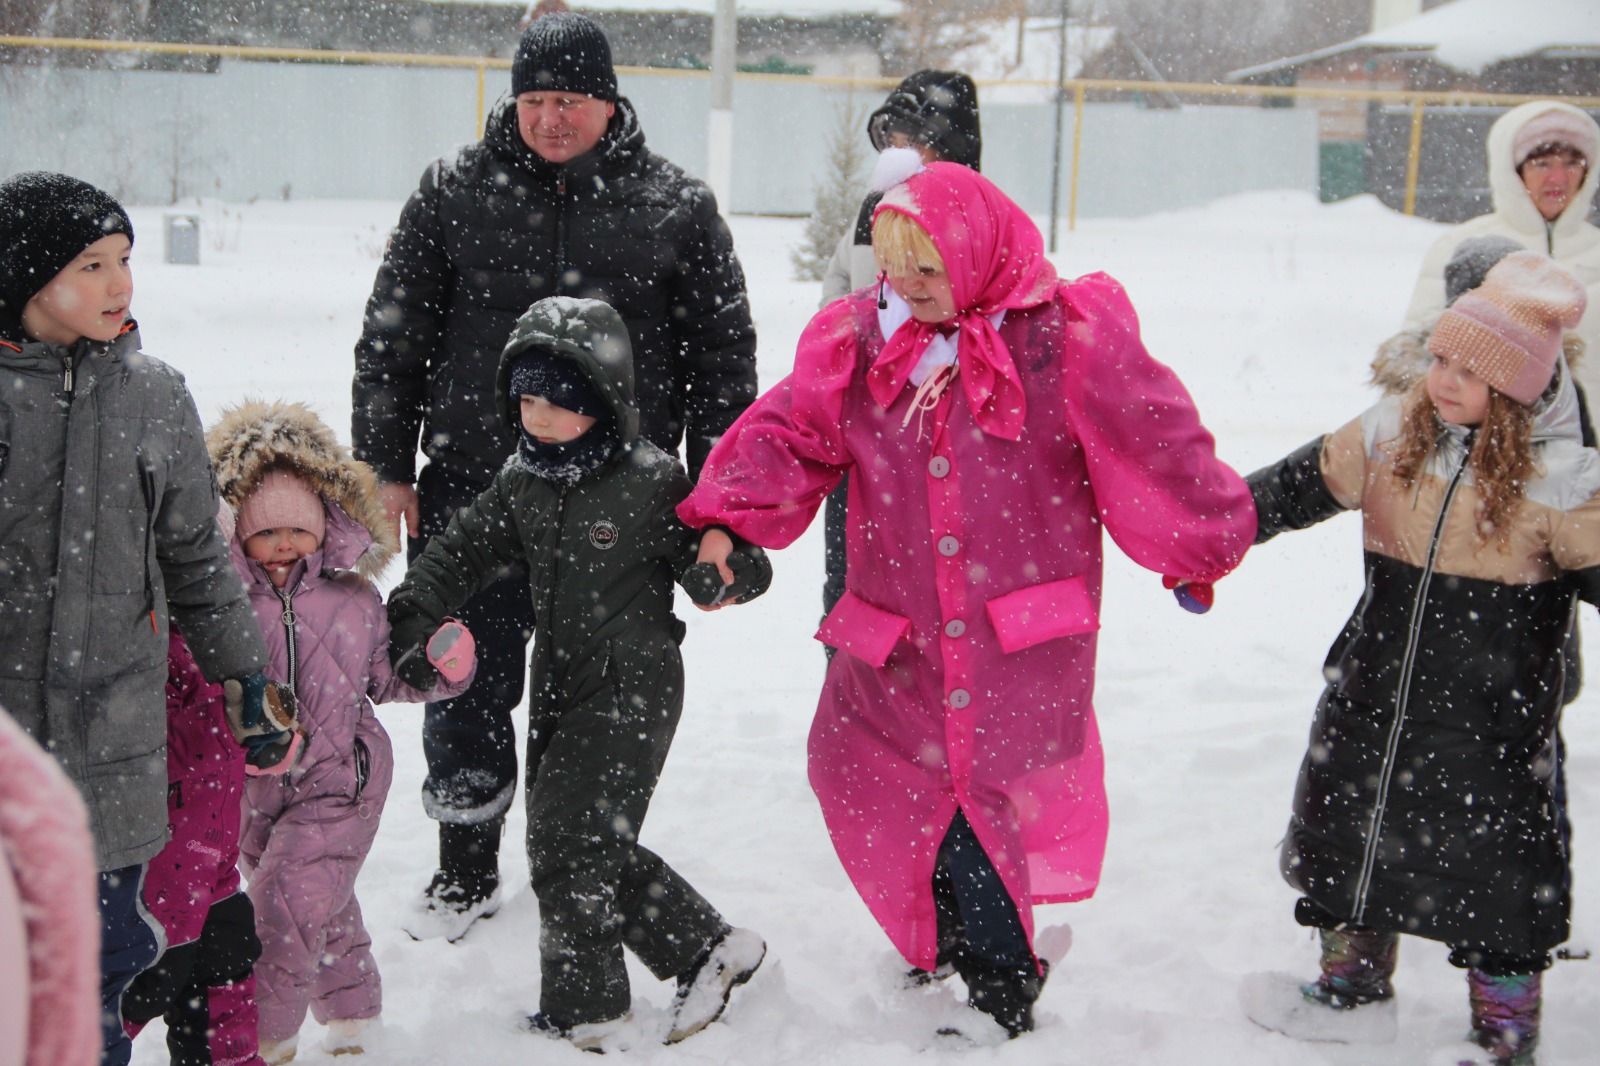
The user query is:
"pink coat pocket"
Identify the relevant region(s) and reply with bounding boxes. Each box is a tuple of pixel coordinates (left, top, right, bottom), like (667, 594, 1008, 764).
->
(815, 591, 912, 667)
(985, 577, 1099, 654)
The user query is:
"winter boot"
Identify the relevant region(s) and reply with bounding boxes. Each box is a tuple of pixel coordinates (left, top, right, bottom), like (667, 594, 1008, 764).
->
(955, 960, 1044, 1040)
(525, 1010, 633, 1053)
(403, 821, 502, 942)
(665, 927, 767, 1044)
(1306, 927, 1399, 1008)
(1241, 929, 1400, 1045)
(1467, 969, 1541, 1065)
(258, 1034, 297, 1065)
(322, 1017, 376, 1056)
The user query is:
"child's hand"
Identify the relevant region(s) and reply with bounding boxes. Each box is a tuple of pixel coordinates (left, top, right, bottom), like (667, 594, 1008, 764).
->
(684, 529, 771, 610)
(242, 727, 304, 777)
(223, 672, 297, 741)
(1162, 575, 1215, 614)
(426, 619, 475, 685)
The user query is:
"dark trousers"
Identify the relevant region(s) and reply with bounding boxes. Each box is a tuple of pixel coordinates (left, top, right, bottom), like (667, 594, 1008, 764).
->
(123, 892, 262, 1065)
(933, 812, 1034, 974)
(821, 477, 849, 624)
(413, 465, 535, 859)
(99, 865, 161, 1066)
(526, 639, 726, 1025)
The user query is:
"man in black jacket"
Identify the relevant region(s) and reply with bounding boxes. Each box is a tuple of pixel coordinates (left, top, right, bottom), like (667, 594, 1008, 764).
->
(351, 12, 758, 940)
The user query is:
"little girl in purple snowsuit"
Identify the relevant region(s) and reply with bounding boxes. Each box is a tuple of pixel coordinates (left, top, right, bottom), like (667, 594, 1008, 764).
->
(206, 400, 475, 1064)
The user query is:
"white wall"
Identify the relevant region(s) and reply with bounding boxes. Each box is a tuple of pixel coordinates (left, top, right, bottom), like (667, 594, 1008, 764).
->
(0, 62, 1317, 217)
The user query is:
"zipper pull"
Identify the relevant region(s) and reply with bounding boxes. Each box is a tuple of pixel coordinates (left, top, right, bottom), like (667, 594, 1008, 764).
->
(556, 172, 566, 197)
(62, 354, 74, 394)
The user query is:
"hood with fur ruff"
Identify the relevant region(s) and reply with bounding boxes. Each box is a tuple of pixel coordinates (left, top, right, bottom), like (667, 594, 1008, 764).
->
(205, 400, 396, 579)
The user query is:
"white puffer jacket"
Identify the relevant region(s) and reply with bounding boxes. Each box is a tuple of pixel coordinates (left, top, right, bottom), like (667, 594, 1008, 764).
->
(1403, 101, 1600, 392)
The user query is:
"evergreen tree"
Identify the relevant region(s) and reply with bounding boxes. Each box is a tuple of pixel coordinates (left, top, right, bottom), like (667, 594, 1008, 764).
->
(792, 92, 871, 282)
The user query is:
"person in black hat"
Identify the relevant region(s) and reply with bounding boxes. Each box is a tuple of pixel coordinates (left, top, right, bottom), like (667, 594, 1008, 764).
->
(816, 70, 982, 649)
(351, 11, 759, 943)
(0, 170, 271, 1066)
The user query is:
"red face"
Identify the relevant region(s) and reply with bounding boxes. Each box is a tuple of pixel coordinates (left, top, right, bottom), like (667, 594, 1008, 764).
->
(1520, 148, 1588, 222)
(1427, 348, 1492, 427)
(243, 527, 323, 589)
(520, 394, 597, 443)
(22, 233, 133, 345)
(515, 92, 616, 164)
(884, 262, 957, 323)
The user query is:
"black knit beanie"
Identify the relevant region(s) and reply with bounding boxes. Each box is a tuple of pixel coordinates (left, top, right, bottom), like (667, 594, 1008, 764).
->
(511, 13, 618, 101)
(0, 172, 133, 336)
(508, 348, 607, 419)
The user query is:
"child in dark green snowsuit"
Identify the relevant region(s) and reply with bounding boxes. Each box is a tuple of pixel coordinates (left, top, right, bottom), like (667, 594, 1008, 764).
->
(386, 295, 769, 1049)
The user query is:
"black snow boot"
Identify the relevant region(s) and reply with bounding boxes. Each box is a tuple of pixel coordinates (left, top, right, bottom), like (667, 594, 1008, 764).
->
(963, 961, 1043, 1038)
(404, 820, 503, 942)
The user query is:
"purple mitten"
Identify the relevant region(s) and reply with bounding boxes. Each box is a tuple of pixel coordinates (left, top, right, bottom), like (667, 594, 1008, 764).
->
(1162, 575, 1215, 614)
(426, 619, 476, 685)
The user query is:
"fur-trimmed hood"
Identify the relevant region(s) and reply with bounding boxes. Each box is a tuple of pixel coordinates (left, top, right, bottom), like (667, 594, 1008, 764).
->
(206, 400, 397, 579)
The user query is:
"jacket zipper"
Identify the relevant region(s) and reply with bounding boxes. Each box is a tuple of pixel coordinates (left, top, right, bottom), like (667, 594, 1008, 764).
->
(555, 171, 569, 290)
(543, 489, 568, 680)
(62, 351, 75, 395)
(273, 586, 300, 693)
(138, 457, 158, 632)
(1352, 431, 1472, 921)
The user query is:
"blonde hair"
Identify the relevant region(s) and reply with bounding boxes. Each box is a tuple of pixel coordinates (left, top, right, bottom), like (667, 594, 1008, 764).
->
(872, 210, 944, 278)
(1390, 381, 1536, 550)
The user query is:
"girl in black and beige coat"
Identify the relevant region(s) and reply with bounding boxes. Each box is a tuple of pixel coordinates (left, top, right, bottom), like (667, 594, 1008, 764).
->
(1242, 252, 1594, 1066)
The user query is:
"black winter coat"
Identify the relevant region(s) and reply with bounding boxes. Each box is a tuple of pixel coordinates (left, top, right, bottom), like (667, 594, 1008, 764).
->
(352, 97, 758, 488)
(1250, 381, 1600, 957)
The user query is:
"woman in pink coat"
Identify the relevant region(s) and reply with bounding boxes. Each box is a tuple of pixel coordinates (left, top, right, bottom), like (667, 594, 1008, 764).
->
(206, 401, 475, 1064)
(681, 153, 1255, 1038)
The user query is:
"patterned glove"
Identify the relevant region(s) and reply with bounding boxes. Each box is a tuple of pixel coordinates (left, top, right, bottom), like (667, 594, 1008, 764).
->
(1162, 575, 1215, 614)
(223, 673, 302, 774)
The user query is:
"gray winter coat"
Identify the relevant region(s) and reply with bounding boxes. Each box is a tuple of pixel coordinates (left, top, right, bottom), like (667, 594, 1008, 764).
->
(0, 327, 266, 870)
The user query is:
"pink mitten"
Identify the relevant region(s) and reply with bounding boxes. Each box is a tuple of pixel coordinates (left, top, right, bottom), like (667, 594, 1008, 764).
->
(426, 620, 476, 685)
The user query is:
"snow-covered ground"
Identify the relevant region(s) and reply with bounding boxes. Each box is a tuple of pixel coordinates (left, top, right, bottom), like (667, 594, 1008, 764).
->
(123, 190, 1600, 1065)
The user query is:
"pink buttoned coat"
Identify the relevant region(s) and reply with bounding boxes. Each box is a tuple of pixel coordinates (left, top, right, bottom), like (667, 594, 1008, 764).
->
(679, 164, 1253, 968)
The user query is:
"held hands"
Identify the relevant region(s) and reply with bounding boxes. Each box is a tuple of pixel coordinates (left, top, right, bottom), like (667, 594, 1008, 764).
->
(684, 528, 773, 611)
(1162, 575, 1215, 614)
(391, 618, 477, 691)
(223, 672, 303, 776)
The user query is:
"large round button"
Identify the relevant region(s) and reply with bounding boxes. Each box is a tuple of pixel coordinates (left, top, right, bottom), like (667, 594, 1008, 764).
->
(928, 456, 951, 478)
(948, 688, 972, 709)
(937, 535, 960, 557)
(944, 619, 966, 638)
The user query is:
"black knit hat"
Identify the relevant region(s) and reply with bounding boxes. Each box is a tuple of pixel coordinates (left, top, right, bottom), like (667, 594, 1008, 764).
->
(867, 70, 983, 171)
(511, 13, 618, 101)
(508, 348, 607, 419)
(0, 171, 133, 336)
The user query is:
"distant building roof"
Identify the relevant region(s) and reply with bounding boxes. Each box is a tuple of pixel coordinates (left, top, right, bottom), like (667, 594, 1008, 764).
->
(1229, 0, 1600, 82)
(438, 0, 900, 18)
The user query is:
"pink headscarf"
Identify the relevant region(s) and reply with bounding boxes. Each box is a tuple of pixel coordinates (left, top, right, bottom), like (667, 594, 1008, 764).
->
(867, 162, 1060, 440)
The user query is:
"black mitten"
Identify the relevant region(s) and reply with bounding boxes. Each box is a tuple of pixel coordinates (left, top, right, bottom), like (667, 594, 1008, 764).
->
(723, 545, 772, 604)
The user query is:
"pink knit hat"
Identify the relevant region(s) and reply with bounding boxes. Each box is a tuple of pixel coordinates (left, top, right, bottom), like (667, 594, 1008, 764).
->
(235, 468, 326, 543)
(1428, 251, 1587, 406)
(1512, 108, 1597, 169)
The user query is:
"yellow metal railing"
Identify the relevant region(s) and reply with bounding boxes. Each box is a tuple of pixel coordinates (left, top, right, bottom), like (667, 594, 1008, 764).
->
(5, 34, 1599, 220)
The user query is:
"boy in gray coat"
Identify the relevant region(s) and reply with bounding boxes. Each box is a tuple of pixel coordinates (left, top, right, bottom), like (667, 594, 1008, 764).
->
(387, 295, 768, 1051)
(0, 171, 272, 1066)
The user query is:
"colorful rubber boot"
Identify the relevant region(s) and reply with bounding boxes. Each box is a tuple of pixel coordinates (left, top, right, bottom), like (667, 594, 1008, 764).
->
(1467, 970, 1540, 1065)
(1302, 927, 1399, 1009)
